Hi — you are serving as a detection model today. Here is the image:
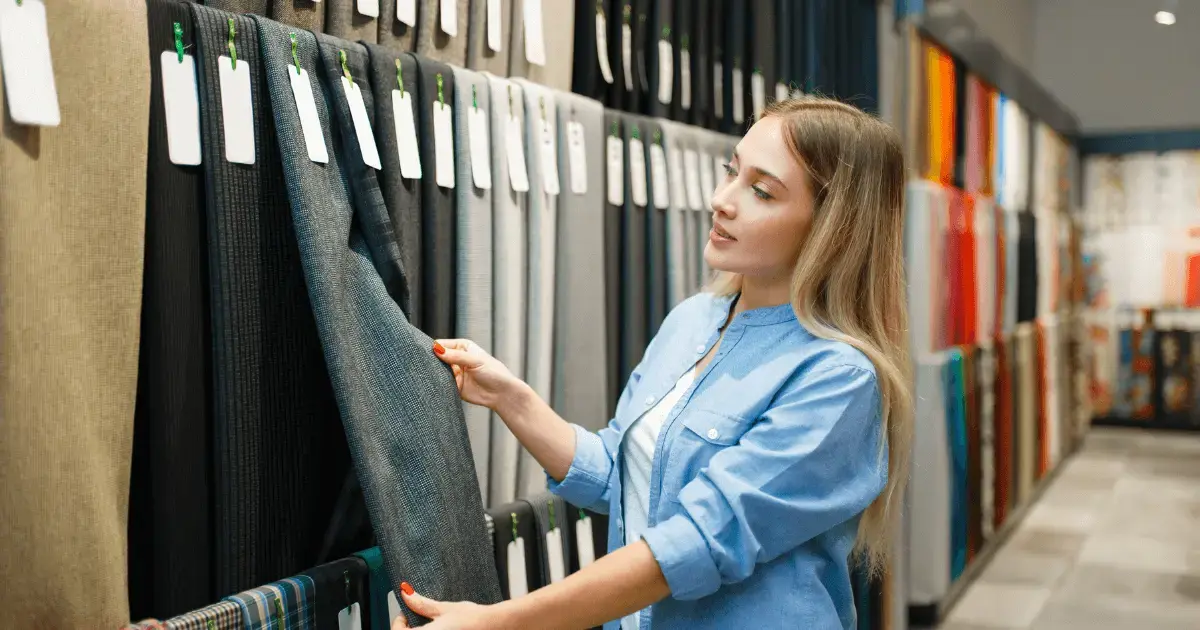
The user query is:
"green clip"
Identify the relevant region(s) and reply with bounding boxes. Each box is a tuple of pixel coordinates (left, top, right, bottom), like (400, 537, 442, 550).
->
(290, 33, 300, 75)
(507, 84, 514, 112)
(539, 95, 546, 120)
(653, 128, 662, 145)
(548, 500, 557, 530)
(610, 120, 619, 137)
(227, 18, 237, 69)
(472, 85, 478, 109)
(511, 512, 519, 540)
(661, 26, 671, 40)
(632, 125, 640, 140)
(395, 59, 404, 95)
(596, 0, 604, 17)
(206, 621, 215, 630)
(754, 66, 763, 76)
(173, 22, 185, 63)
(622, 3, 631, 24)
(274, 596, 285, 625)
(15, 0, 22, 6)
(579, 508, 587, 521)
(681, 34, 689, 51)
(437, 73, 445, 104)
(344, 571, 351, 604)
(339, 50, 352, 81)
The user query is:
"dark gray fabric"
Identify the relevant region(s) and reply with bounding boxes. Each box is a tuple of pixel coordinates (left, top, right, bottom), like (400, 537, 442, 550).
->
(610, 1, 634, 111)
(619, 114, 649, 386)
(776, 0, 794, 93)
(645, 0, 672, 119)
(366, 45, 423, 323)
(379, 0, 418, 51)
(552, 93, 610, 432)
(658, 119, 688, 309)
(527, 493, 574, 585)
(192, 4, 351, 597)
(668, 0, 690, 123)
(644, 121, 668, 338)
(630, 0, 652, 113)
(416, 0, 469, 65)
(254, 18, 502, 620)
(508, 0, 575, 90)
(571, 0, 614, 103)
(487, 501, 545, 598)
(466, 0, 511, 74)
(690, 0, 712, 127)
(602, 111, 623, 415)
(204, 0, 268, 13)
(326, 0, 377, 43)
(415, 55, 458, 339)
(722, 0, 748, 132)
(709, 0, 724, 129)
(270, 0, 324, 31)
(751, 0, 778, 117)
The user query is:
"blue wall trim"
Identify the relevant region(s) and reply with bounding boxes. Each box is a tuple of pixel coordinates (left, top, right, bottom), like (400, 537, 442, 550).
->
(1079, 129, 1200, 155)
(896, 0, 925, 21)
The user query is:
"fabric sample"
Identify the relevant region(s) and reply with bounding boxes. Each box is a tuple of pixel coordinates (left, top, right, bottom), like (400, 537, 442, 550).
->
(270, 0, 325, 32)
(414, 55, 458, 338)
(667, 0, 691, 123)
(945, 350, 968, 581)
(354, 548, 391, 630)
(255, 19, 501, 620)
(1015, 323, 1037, 504)
(553, 93, 611, 432)
(645, 121, 669, 335)
(164, 601, 244, 630)
(326, 0, 378, 43)
(644, 0, 673, 120)
(609, 1, 634, 111)
(205, 0, 269, 13)
(300, 557, 372, 629)
(571, 0, 615, 103)
(468, 0, 512, 74)
(907, 357, 951, 605)
(690, 0, 713, 127)
(659, 120, 689, 309)
(417, 0, 469, 64)
(129, 1, 213, 620)
(379, 0, 418, 51)
(528, 493, 576, 585)
(603, 111, 625, 413)
(507, 0, 575, 90)
(488, 500, 547, 598)
(452, 66, 495, 493)
(619, 114, 651, 387)
(630, 0, 653, 113)
(749, 0, 777, 118)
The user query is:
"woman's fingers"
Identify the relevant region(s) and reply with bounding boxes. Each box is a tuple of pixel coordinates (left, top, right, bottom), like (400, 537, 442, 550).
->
(399, 583, 441, 618)
(390, 612, 410, 629)
(433, 340, 484, 369)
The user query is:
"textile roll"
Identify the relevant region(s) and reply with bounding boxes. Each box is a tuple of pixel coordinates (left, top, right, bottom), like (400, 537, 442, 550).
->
(452, 66, 495, 494)
(129, 0, 213, 619)
(619, 114, 651, 387)
(645, 120, 669, 336)
(552, 92, 611, 432)
(945, 350, 968, 581)
(907, 357, 951, 605)
(366, 45, 423, 323)
(660, 120, 690, 308)
(466, 0, 512, 74)
(487, 76, 529, 506)
(415, 55, 458, 339)
(194, 4, 353, 596)
(326, 0, 378, 44)
(509, 0, 575, 91)
(0, 0, 148, 626)
(645, 0, 673, 120)
(255, 19, 501, 619)
(379, 0, 418, 51)
(417, 0, 469, 65)
(603, 112, 625, 413)
(709, 0, 726, 130)
(269, 0, 325, 32)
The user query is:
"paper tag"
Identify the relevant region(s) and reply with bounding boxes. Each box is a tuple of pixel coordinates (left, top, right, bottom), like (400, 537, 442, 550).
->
(713, 62, 724, 118)
(337, 602, 362, 630)
(540, 119, 560, 195)
(218, 56, 255, 165)
(440, 0, 458, 36)
(506, 116, 531, 192)
(523, 0, 546, 66)
(684, 150, 703, 210)
(487, 0, 502, 52)
(434, 101, 455, 188)
(160, 53, 202, 166)
(288, 66, 328, 164)
(546, 528, 566, 583)
(650, 142, 669, 209)
(629, 136, 647, 207)
(357, 0, 379, 18)
(596, 12, 613, 84)
(397, 0, 416, 25)
(393, 90, 422, 179)
(0, 0, 60, 127)
(386, 591, 403, 624)
(700, 153, 716, 206)
(656, 40, 672, 104)
(507, 538, 529, 598)
(606, 136, 624, 205)
(792, 86, 804, 100)
(343, 77, 382, 170)
(621, 24, 633, 92)
(568, 121, 587, 195)
(575, 516, 596, 568)
(680, 49, 692, 110)
(751, 72, 765, 119)
(775, 81, 789, 103)
(732, 67, 744, 123)
(668, 147, 686, 209)
(469, 107, 493, 189)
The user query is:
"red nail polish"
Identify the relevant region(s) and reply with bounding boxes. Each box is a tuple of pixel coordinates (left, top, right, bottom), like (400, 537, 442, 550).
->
(432, 342, 445, 356)
(400, 581, 414, 596)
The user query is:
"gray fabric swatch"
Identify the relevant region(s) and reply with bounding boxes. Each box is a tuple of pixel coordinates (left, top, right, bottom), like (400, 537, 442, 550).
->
(325, 0, 377, 44)
(601, 111, 623, 414)
(466, 0, 512, 75)
(659, 119, 689, 309)
(507, 0, 575, 90)
(270, 0, 324, 31)
(378, 0, 418, 51)
(417, 0, 469, 65)
(204, 0, 269, 13)
(414, 55, 458, 339)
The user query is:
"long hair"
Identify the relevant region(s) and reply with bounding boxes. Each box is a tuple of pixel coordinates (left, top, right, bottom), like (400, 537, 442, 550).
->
(710, 98, 912, 576)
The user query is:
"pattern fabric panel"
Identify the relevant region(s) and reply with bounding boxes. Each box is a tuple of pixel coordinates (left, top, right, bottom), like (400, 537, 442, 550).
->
(379, 0, 418, 51)
(255, 19, 502, 620)
(415, 55, 458, 339)
(326, 0, 378, 43)
(205, 0, 270, 13)
(164, 601, 244, 630)
(452, 66, 495, 494)
(553, 93, 611, 432)
(508, 0, 575, 90)
(417, 0, 469, 64)
(270, 0, 325, 32)
(300, 558, 371, 629)
(467, 0, 511, 73)
(130, 1, 213, 620)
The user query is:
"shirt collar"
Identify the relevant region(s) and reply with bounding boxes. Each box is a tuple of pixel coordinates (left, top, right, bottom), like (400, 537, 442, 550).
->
(709, 293, 798, 327)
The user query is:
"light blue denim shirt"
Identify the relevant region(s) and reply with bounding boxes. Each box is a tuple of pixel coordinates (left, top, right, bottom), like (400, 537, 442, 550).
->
(549, 292, 887, 630)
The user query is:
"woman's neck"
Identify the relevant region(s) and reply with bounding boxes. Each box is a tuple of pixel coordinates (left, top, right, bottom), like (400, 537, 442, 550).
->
(732, 274, 792, 314)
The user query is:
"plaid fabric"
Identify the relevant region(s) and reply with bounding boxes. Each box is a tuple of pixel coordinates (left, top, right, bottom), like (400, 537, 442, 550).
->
(120, 621, 164, 630)
(163, 601, 242, 630)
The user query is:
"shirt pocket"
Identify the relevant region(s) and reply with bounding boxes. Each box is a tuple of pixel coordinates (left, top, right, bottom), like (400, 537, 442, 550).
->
(662, 409, 756, 503)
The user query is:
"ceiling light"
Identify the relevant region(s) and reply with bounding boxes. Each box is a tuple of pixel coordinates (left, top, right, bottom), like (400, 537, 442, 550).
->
(1156, 10, 1177, 25)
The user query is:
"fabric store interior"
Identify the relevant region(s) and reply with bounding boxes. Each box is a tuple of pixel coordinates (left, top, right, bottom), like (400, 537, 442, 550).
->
(0, 0, 1197, 628)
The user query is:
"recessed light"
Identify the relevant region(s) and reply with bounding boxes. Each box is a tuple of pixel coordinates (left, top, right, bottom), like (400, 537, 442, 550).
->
(1156, 10, 1177, 25)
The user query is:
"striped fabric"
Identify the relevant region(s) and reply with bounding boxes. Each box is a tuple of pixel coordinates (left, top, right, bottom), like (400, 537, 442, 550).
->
(163, 601, 243, 630)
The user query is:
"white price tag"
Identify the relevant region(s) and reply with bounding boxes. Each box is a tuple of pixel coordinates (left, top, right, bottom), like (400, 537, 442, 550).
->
(621, 24, 633, 92)
(575, 516, 596, 568)
(397, 0, 416, 26)
(668, 147, 686, 209)
(732, 67, 745, 123)
(567, 121, 587, 195)
(596, 11, 613, 84)
(440, 0, 458, 36)
(337, 602, 362, 630)
(650, 142, 670, 209)
(287, 66, 328, 164)
(775, 81, 789, 103)
(218, 56, 255, 165)
(713, 62, 724, 118)
(684, 149, 702, 211)
(523, 0, 546, 66)
(506, 116, 531, 192)
(680, 49, 691, 110)
(161, 53, 202, 166)
(629, 136, 647, 207)
(701, 153, 716, 206)
(386, 591, 403, 625)
(487, 0, 502, 52)
(343, 77, 382, 170)
(606, 135, 624, 205)
(751, 71, 765, 119)
(540, 118, 560, 195)
(656, 40, 672, 104)
(0, 0, 60, 126)
(392, 90, 422, 179)
(546, 528, 566, 583)
(507, 538, 529, 598)
(434, 100, 455, 188)
(469, 106, 493, 189)
(357, 0, 379, 18)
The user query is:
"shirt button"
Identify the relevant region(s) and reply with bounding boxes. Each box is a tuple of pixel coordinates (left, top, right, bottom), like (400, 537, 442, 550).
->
(707, 428, 720, 440)
(695, 344, 705, 354)
(644, 395, 655, 407)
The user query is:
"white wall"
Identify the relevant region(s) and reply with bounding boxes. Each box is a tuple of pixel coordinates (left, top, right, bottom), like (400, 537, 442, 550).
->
(949, 0, 1036, 72)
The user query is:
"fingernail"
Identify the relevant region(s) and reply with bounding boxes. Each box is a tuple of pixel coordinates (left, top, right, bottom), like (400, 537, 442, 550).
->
(432, 342, 445, 356)
(400, 582, 414, 596)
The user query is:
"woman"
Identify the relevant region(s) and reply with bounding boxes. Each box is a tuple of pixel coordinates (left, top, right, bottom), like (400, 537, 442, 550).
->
(395, 97, 913, 630)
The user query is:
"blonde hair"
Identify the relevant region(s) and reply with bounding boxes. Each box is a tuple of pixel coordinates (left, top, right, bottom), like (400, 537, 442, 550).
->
(710, 98, 912, 577)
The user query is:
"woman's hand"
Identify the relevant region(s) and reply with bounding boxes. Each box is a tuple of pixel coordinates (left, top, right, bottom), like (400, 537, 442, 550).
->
(390, 584, 511, 630)
(433, 339, 526, 411)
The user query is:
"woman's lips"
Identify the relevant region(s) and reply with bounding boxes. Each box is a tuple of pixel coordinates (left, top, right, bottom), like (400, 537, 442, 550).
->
(710, 222, 736, 243)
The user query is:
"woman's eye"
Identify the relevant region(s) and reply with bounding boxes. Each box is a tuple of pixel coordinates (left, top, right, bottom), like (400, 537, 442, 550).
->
(752, 186, 772, 201)
(722, 163, 736, 178)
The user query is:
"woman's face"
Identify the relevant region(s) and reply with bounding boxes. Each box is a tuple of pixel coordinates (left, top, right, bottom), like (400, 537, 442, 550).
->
(704, 116, 817, 283)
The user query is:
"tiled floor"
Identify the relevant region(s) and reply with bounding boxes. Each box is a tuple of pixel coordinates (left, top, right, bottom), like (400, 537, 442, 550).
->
(939, 427, 1200, 630)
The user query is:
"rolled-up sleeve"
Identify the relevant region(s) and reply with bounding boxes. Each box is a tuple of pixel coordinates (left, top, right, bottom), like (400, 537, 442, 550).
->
(642, 364, 888, 601)
(547, 424, 615, 513)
